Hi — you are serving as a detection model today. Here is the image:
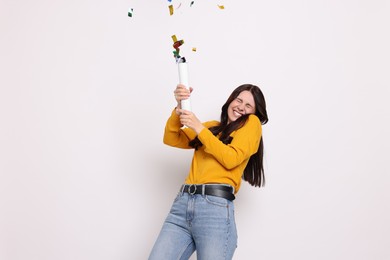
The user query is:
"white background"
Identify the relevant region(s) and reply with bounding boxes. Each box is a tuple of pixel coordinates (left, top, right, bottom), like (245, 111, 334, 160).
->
(1, 0, 389, 259)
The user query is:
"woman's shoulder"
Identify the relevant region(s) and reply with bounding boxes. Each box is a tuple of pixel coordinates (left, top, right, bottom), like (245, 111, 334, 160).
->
(247, 114, 261, 125)
(240, 115, 261, 133)
(235, 115, 261, 136)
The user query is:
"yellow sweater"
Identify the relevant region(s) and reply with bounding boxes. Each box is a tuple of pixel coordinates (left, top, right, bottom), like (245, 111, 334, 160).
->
(163, 109, 262, 193)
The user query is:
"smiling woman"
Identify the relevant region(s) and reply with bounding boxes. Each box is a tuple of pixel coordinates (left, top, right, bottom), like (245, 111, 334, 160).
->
(149, 83, 269, 259)
(227, 90, 256, 123)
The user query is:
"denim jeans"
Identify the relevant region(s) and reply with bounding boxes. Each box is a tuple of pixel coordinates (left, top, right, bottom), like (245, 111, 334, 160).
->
(149, 191, 237, 260)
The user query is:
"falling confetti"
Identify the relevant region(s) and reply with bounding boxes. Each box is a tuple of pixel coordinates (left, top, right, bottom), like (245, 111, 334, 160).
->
(173, 39, 184, 49)
(171, 34, 186, 62)
(169, 5, 174, 15)
(128, 8, 133, 17)
(127, 2, 222, 64)
(166, 2, 222, 61)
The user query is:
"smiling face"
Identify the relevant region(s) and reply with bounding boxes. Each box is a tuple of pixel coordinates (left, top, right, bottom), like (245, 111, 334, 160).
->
(227, 90, 256, 123)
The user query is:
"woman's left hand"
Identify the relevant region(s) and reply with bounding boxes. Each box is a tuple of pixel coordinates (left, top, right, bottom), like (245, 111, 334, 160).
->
(177, 109, 205, 134)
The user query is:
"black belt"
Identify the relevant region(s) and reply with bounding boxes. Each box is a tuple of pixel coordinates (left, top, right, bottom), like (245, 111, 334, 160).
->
(181, 184, 235, 201)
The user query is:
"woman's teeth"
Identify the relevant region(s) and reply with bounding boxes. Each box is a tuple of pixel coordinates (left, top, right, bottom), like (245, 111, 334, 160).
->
(233, 110, 242, 117)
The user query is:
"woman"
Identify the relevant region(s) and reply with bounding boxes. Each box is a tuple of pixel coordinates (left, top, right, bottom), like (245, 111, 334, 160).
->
(149, 83, 269, 260)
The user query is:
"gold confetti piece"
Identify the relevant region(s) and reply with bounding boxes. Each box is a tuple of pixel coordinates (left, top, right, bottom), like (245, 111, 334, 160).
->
(169, 5, 174, 15)
(218, 5, 225, 9)
(171, 35, 178, 43)
(192, 47, 197, 52)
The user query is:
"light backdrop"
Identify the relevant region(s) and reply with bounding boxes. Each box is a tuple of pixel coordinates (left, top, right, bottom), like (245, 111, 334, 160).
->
(1, 0, 389, 259)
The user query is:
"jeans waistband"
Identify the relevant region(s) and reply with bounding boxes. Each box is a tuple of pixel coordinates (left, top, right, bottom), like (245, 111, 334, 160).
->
(180, 184, 235, 201)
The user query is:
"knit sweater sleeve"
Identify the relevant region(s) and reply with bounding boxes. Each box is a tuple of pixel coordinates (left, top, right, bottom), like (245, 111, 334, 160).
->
(163, 109, 196, 149)
(197, 115, 262, 169)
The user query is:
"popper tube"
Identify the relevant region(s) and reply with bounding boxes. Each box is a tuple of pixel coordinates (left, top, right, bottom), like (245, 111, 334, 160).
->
(178, 60, 191, 111)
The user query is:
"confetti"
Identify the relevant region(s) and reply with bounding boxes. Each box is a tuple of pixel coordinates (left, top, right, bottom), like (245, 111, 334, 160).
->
(217, 5, 225, 9)
(128, 8, 133, 17)
(192, 47, 197, 52)
(169, 5, 174, 15)
(173, 39, 184, 49)
(173, 50, 180, 57)
(190, 1, 195, 7)
(171, 35, 185, 62)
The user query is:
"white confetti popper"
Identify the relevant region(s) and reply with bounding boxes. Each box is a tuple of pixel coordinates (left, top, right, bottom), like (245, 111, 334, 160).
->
(178, 59, 191, 111)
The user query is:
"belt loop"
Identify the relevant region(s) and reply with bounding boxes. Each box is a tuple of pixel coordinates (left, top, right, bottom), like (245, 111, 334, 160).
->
(180, 185, 185, 195)
(202, 185, 205, 196)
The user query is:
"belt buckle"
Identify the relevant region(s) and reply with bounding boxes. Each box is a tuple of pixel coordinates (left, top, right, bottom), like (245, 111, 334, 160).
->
(188, 184, 197, 195)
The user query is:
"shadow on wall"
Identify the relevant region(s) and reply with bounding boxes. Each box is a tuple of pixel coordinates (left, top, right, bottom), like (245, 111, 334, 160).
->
(132, 148, 193, 258)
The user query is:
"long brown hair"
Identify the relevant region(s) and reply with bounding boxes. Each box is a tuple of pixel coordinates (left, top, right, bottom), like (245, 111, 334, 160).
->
(189, 84, 269, 187)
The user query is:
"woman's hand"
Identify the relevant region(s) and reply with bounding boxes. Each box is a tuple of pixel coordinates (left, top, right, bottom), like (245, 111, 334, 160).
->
(173, 84, 193, 108)
(177, 108, 205, 134)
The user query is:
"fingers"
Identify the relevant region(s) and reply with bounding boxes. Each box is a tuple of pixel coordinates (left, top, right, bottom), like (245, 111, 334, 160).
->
(176, 108, 190, 115)
(178, 110, 193, 126)
(178, 109, 194, 121)
(173, 84, 192, 101)
(177, 109, 204, 134)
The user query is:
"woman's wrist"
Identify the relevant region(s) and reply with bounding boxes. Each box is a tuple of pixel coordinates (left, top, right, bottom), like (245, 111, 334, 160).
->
(175, 103, 181, 115)
(195, 125, 205, 135)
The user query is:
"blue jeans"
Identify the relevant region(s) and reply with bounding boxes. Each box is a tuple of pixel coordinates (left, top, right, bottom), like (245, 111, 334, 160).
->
(149, 191, 237, 260)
